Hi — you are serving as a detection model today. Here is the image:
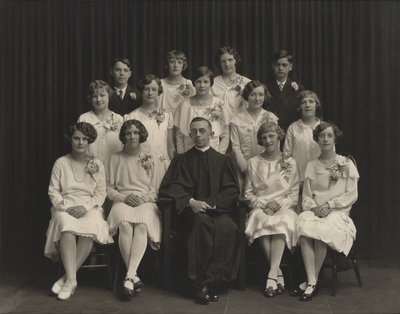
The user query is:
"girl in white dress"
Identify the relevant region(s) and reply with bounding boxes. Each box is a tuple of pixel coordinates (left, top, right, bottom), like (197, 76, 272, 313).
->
(125, 75, 175, 189)
(106, 119, 161, 298)
(231, 80, 278, 191)
(45, 122, 111, 300)
(244, 122, 299, 298)
(78, 80, 124, 164)
(283, 90, 322, 184)
(295, 122, 359, 301)
(174, 66, 230, 154)
(160, 50, 195, 116)
(211, 46, 251, 124)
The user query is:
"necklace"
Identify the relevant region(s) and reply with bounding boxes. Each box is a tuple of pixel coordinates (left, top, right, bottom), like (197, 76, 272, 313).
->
(69, 155, 87, 183)
(191, 96, 211, 107)
(166, 77, 184, 85)
(318, 154, 336, 167)
(261, 151, 281, 161)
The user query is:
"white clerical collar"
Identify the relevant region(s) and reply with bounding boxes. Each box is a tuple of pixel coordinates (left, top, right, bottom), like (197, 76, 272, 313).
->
(195, 145, 210, 152)
(276, 79, 287, 87)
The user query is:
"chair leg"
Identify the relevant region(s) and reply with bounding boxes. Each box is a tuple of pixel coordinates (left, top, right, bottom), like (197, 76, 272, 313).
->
(106, 250, 114, 290)
(113, 250, 121, 294)
(350, 252, 362, 287)
(331, 251, 337, 296)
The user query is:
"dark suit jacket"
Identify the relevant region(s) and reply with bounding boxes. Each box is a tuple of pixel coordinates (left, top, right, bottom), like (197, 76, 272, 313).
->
(109, 84, 140, 116)
(264, 78, 304, 131)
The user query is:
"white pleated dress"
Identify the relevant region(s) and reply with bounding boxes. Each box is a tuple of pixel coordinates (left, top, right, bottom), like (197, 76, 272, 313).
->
(44, 155, 112, 261)
(295, 155, 359, 256)
(244, 154, 299, 250)
(106, 151, 161, 250)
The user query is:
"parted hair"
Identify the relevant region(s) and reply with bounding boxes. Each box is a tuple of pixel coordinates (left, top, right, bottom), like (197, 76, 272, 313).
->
(164, 50, 188, 71)
(111, 57, 131, 70)
(190, 116, 213, 130)
(214, 46, 242, 73)
(242, 80, 272, 107)
(270, 49, 293, 64)
(137, 74, 163, 96)
(119, 119, 148, 144)
(65, 122, 97, 144)
(191, 66, 214, 86)
(313, 121, 344, 143)
(87, 80, 114, 102)
(297, 90, 322, 118)
(257, 122, 286, 145)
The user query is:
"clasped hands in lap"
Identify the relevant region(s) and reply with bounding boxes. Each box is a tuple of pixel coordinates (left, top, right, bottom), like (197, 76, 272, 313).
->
(189, 198, 216, 214)
(124, 193, 145, 207)
(311, 202, 331, 218)
(261, 200, 281, 216)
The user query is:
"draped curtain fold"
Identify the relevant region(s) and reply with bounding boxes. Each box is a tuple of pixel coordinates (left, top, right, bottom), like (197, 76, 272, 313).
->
(0, 0, 399, 261)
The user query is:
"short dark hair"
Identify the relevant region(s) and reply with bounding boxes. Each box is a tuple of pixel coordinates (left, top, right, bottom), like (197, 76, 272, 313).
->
(297, 90, 322, 119)
(137, 74, 163, 96)
(191, 66, 214, 86)
(87, 80, 114, 102)
(119, 119, 148, 144)
(242, 80, 272, 107)
(257, 122, 285, 145)
(111, 57, 131, 70)
(271, 50, 293, 64)
(214, 46, 242, 73)
(164, 50, 188, 71)
(313, 121, 344, 143)
(65, 122, 97, 144)
(190, 117, 212, 130)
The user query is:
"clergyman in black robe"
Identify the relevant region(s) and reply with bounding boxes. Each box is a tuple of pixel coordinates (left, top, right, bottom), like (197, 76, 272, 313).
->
(159, 117, 241, 305)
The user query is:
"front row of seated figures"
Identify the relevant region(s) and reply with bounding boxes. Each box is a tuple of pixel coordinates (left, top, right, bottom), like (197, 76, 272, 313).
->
(44, 118, 358, 304)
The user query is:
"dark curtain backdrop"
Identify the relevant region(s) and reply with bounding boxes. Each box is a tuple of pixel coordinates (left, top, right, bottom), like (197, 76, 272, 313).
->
(1, 0, 399, 265)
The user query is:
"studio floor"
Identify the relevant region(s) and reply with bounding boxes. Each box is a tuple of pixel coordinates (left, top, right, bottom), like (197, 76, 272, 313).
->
(1, 256, 400, 314)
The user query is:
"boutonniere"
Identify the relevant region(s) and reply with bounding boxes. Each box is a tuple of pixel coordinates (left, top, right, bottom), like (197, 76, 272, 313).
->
(129, 92, 137, 100)
(138, 153, 154, 176)
(278, 152, 293, 183)
(205, 102, 224, 122)
(85, 154, 99, 180)
(327, 156, 349, 187)
(291, 82, 299, 91)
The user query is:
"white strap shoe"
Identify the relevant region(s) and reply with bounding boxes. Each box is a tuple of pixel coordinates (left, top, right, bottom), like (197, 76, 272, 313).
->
(57, 279, 77, 300)
(51, 276, 66, 295)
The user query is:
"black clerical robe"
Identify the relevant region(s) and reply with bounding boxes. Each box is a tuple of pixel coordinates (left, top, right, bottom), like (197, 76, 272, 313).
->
(159, 147, 241, 288)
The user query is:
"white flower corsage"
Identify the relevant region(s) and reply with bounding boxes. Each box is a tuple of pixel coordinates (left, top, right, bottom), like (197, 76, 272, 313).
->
(85, 154, 99, 180)
(129, 92, 137, 100)
(138, 153, 154, 177)
(291, 82, 299, 91)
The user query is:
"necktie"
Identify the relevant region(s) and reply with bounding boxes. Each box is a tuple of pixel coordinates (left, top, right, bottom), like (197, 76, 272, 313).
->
(279, 83, 284, 91)
(118, 89, 124, 100)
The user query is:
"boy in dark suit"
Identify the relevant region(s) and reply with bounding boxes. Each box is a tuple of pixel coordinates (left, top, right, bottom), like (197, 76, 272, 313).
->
(109, 58, 139, 115)
(265, 50, 304, 131)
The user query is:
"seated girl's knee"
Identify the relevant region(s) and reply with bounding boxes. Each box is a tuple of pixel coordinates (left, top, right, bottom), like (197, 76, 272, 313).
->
(135, 223, 147, 234)
(119, 221, 132, 232)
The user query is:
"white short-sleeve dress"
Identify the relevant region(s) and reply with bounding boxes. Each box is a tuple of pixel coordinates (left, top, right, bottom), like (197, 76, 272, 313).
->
(160, 78, 195, 116)
(106, 151, 161, 250)
(295, 155, 359, 255)
(44, 155, 112, 260)
(244, 154, 299, 250)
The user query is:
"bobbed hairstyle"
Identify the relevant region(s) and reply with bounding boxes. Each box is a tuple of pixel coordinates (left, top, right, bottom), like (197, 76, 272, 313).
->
(119, 119, 149, 144)
(313, 121, 344, 143)
(137, 74, 163, 96)
(214, 46, 242, 73)
(87, 80, 114, 102)
(270, 49, 293, 64)
(242, 80, 272, 107)
(65, 122, 97, 144)
(164, 50, 188, 71)
(297, 90, 322, 119)
(110, 57, 131, 70)
(191, 66, 214, 86)
(190, 116, 213, 130)
(257, 122, 286, 145)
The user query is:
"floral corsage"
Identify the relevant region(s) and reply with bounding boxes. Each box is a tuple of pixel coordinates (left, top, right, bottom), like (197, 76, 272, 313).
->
(278, 152, 293, 183)
(177, 83, 192, 98)
(291, 82, 299, 91)
(205, 102, 224, 122)
(230, 76, 245, 92)
(85, 154, 99, 180)
(129, 92, 137, 100)
(105, 114, 122, 132)
(327, 156, 349, 187)
(138, 153, 154, 176)
(148, 110, 166, 127)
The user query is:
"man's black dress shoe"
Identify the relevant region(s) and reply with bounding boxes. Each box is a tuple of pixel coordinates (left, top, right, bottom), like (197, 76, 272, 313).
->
(195, 284, 210, 305)
(207, 287, 219, 302)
